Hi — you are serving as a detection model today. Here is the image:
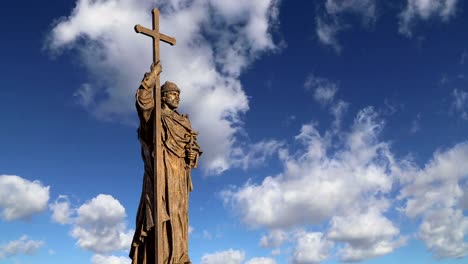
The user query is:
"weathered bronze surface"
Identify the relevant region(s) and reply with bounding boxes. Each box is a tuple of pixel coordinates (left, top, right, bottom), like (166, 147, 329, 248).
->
(130, 8, 201, 264)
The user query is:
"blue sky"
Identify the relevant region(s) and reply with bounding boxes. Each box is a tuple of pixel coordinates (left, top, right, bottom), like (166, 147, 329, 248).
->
(1, 0, 468, 263)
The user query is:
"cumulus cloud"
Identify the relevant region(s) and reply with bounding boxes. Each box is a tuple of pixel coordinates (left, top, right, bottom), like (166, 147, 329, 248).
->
(222, 107, 411, 261)
(245, 257, 277, 264)
(419, 208, 468, 258)
(260, 230, 288, 248)
(338, 237, 407, 262)
(48, 194, 133, 260)
(327, 204, 408, 262)
(49, 195, 74, 224)
(223, 107, 394, 229)
(232, 107, 468, 260)
(201, 249, 245, 264)
(46, 0, 281, 175)
(327, 208, 397, 245)
(0, 235, 45, 259)
(316, 0, 377, 52)
(223, 104, 468, 260)
(91, 254, 131, 264)
(399, 0, 459, 36)
(399, 142, 468, 217)
(0, 175, 50, 221)
(292, 232, 333, 264)
(398, 142, 468, 258)
(70, 194, 133, 254)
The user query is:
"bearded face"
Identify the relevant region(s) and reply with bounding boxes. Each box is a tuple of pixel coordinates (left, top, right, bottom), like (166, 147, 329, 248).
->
(162, 91, 180, 109)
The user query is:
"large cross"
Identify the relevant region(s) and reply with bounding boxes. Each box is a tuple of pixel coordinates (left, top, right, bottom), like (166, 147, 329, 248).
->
(134, 8, 176, 264)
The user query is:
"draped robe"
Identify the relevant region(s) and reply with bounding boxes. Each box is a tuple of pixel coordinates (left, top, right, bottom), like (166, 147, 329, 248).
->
(130, 81, 201, 264)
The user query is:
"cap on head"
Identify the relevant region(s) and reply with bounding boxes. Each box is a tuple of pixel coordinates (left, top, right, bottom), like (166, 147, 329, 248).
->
(161, 81, 180, 94)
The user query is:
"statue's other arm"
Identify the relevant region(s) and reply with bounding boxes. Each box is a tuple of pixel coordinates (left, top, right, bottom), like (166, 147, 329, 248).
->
(186, 133, 202, 169)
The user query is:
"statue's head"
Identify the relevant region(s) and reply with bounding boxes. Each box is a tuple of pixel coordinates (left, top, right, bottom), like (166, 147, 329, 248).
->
(161, 81, 180, 109)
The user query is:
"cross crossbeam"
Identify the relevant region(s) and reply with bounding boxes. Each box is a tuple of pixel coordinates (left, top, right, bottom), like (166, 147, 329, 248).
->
(135, 24, 176, 46)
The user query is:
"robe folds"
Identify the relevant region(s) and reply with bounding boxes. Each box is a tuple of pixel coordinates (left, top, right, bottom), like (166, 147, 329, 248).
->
(130, 82, 201, 264)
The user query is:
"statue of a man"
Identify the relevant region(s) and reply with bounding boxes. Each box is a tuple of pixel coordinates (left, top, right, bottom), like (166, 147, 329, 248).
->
(130, 63, 202, 264)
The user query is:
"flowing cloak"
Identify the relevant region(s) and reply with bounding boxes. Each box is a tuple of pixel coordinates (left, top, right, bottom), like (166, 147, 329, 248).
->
(130, 82, 201, 264)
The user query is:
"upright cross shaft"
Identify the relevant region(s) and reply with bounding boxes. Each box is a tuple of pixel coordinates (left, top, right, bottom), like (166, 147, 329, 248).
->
(134, 8, 176, 264)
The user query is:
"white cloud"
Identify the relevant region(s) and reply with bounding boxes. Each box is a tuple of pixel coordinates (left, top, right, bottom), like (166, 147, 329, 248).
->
(304, 74, 338, 105)
(399, 0, 459, 36)
(338, 237, 407, 262)
(328, 207, 397, 244)
(260, 230, 288, 248)
(330, 99, 349, 130)
(316, 17, 341, 53)
(223, 107, 414, 262)
(201, 249, 245, 264)
(49, 195, 74, 224)
(314, 86, 338, 105)
(0, 235, 45, 259)
(70, 194, 133, 254)
(74, 83, 96, 107)
(245, 257, 277, 264)
(46, 0, 281, 175)
(48, 194, 134, 255)
(91, 254, 131, 264)
(399, 142, 468, 217)
(304, 74, 348, 130)
(327, 204, 407, 262)
(419, 208, 468, 258)
(316, 0, 377, 52)
(398, 142, 468, 258)
(0, 175, 50, 221)
(231, 140, 283, 170)
(451, 88, 468, 120)
(223, 107, 395, 230)
(292, 232, 333, 264)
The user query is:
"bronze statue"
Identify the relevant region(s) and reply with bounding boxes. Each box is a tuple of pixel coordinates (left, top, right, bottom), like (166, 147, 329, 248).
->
(130, 8, 202, 264)
(130, 63, 202, 264)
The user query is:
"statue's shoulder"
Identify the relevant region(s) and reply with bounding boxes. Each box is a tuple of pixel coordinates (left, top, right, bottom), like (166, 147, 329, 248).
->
(173, 111, 190, 120)
(162, 108, 175, 117)
(163, 109, 191, 124)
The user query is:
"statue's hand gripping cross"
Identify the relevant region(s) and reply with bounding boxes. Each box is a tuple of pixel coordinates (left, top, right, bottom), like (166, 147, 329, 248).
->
(134, 8, 176, 264)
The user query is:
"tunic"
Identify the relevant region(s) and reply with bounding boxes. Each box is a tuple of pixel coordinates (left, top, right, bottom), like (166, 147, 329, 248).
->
(130, 81, 201, 264)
